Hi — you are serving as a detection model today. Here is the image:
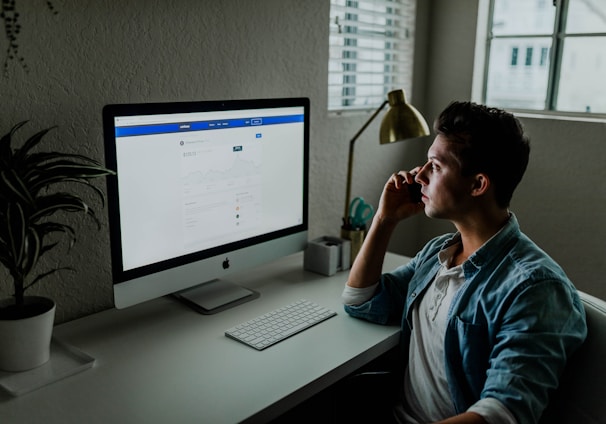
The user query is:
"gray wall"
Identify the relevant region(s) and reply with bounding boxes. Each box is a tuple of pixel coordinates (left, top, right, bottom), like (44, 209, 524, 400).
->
(1, 0, 603, 324)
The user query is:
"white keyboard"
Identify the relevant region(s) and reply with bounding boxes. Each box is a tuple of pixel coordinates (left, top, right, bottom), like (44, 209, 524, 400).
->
(225, 299, 337, 350)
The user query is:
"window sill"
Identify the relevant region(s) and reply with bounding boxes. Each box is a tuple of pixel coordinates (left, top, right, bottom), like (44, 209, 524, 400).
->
(512, 110, 606, 124)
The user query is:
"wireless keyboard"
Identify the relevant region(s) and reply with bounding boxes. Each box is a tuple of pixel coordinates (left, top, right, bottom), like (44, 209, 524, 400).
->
(225, 299, 337, 350)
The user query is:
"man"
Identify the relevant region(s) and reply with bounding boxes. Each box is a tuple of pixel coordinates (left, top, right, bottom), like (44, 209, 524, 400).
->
(342, 101, 587, 423)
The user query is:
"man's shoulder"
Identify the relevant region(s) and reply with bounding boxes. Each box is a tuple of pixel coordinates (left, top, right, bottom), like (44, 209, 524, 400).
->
(507, 232, 569, 282)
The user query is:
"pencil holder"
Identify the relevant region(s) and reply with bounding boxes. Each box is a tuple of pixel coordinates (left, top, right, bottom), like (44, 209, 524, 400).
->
(304, 236, 351, 276)
(340, 226, 365, 265)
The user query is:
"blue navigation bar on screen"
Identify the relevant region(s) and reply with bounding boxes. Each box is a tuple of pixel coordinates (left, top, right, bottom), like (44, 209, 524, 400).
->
(115, 114, 304, 138)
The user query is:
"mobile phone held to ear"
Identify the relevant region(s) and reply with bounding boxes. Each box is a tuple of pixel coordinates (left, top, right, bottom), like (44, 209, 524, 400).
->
(409, 182, 422, 203)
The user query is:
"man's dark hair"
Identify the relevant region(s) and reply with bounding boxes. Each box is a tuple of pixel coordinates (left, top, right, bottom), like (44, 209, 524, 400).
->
(434, 101, 530, 208)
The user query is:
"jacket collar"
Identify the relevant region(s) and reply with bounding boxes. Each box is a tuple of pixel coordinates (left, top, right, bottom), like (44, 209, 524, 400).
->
(439, 212, 521, 277)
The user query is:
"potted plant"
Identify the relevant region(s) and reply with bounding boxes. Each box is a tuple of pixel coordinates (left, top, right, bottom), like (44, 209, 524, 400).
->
(0, 121, 115, 371)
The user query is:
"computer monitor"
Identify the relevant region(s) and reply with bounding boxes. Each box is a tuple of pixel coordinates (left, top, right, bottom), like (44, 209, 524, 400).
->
(103, 97, 309, 313)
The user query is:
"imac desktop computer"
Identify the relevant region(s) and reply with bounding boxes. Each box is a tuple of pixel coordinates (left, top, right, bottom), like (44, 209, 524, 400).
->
(103, 97, 309, 313)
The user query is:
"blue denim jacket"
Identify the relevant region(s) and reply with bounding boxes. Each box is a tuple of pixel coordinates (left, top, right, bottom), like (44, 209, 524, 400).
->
(344, 214, 587, 423)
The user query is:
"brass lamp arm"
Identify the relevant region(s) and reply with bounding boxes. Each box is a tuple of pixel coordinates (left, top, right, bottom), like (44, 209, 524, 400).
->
(343, 100, 389, 226)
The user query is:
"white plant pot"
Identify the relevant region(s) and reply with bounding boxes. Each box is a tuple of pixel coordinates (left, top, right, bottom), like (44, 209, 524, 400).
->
(0, 296, 56, 372)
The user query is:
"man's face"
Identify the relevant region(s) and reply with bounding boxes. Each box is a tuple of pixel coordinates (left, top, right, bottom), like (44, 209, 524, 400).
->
(415, 134, 476, 220)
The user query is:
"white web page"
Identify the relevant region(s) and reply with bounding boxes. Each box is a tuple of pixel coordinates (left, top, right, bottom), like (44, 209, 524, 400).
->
(115, 109, 304, 271)
(180, 129, 263, 250)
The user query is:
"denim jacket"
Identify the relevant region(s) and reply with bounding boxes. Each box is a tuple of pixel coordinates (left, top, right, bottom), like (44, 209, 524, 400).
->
(344, 214, 587, 423)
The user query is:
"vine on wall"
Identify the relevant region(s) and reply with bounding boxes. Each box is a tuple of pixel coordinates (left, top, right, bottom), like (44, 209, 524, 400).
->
(1, 0, 58, 77)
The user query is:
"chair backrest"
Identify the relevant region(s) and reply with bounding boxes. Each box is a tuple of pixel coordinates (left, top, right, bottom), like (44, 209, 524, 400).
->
(540, 291, 606, 423)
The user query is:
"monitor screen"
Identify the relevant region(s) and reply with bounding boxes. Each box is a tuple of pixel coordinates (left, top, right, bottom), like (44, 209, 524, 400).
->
(103, 97, 309, 313)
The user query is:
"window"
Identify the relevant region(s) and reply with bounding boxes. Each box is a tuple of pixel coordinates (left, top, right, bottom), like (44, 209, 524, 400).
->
(510, 47, 518, 66)
(328, 0, 417, 112)
(482, 0, 606, 114)
(525, 47, 533, 66)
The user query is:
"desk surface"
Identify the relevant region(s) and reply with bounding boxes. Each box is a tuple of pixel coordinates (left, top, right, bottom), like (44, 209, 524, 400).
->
(0, 252, 408, 424)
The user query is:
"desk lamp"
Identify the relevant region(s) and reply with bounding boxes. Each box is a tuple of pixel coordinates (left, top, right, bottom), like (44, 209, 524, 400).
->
(342, 89, 430, 251)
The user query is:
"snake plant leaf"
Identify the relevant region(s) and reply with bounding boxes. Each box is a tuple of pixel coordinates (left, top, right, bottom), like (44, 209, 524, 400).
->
(34, 222, 77, 255)
(6, 202, 26, 267)
(38, 241, 61, 258)
(24, 267, 75, 292)
(0, 224, 13, 269)
(13, 126, 56, 161)
(40, 177, 107, 208)
(0, 238, 12, 271)
(25, 155, 106, 169)
(1, 169, 35, 206)
(28, 164, 113, 195)
(22, 152, 105, 171)
(32, 192, 92, 214)
(0, 121, 27, 166)
(21, 227, 41, 278)
(35, 221, 76, 240)
(30, 192, 102, 228)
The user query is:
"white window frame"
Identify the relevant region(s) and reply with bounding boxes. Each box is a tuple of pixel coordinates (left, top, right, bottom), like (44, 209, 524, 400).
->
(328, 0, 417, 113)
(473, 0, 606, 117)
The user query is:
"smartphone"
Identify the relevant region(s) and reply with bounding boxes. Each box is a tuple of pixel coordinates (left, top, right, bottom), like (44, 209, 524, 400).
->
(408, 182, 422, 203)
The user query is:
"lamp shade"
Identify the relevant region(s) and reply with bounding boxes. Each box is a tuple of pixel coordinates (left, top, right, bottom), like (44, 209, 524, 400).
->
(379, 89, 430, 144)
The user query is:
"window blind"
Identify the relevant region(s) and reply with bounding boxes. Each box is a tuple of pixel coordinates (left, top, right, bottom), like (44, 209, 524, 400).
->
(328, 0, 416, 112)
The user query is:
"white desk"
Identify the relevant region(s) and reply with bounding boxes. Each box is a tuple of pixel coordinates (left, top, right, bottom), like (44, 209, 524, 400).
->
(0, 252, 408, 424)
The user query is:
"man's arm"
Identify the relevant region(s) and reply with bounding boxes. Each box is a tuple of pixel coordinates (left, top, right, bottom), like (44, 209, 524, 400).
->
(346, 210, 397, 288)
(347, 170, 424, 289)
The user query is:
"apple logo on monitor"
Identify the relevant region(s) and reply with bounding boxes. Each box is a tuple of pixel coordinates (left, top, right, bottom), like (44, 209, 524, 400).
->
(222, 258, 230, 270)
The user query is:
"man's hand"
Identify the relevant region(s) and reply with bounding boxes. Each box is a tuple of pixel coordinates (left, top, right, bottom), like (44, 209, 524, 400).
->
(374, 169, 425, 227)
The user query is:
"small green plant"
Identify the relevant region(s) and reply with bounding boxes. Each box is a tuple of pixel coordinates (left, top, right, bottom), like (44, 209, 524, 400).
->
(0, 121, 115, 316)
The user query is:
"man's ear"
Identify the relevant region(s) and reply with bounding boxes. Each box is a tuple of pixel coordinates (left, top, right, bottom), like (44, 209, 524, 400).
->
(470, 173, 490, 197)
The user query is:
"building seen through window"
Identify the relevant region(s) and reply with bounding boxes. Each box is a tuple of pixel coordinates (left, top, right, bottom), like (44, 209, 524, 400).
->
(483, 0, 606, 114)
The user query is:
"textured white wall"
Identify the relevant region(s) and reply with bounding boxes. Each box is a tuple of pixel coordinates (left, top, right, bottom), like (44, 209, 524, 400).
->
(0, 0, 325, 322)
(0, 0, 429, 323)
